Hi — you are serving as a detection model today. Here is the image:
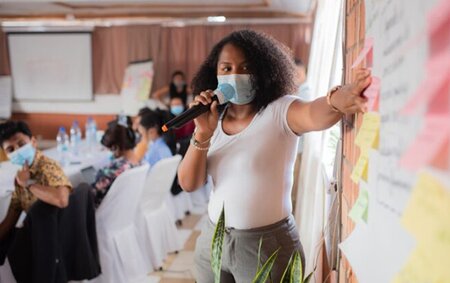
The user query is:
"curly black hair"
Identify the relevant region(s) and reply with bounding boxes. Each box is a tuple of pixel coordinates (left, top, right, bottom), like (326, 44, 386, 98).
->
(0, 120, 32, 148)
(101, 123, 136, 151)
(191, 29, 297, 112)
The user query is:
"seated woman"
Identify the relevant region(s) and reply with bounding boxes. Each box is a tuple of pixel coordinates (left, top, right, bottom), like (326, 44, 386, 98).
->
(92, 121, 140, 207)
(151, 70, 192, 106)
(137, 109, 175, 166)
(169, 97, 195, 142)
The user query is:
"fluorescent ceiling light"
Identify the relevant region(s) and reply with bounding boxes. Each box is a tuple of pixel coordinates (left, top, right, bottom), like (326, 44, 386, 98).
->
(207, 16, 226, 22)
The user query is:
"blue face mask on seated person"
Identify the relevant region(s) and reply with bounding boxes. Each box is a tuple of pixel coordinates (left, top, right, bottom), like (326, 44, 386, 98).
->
(217, 74, 255, 105)
(7, 143, 36, 167)
(170, 105, 184, 116)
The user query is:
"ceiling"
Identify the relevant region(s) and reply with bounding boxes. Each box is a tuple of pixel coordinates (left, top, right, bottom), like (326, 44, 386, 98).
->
(0, 0, 315, 21)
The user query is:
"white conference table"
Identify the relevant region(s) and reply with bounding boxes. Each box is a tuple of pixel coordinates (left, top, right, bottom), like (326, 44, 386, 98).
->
(0, 143, 110, 222)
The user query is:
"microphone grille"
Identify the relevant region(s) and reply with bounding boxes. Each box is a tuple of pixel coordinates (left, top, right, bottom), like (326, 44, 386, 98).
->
(217, 83, 235, 102)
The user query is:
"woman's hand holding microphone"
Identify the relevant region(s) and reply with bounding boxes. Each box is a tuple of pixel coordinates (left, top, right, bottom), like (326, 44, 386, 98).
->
(189, 90, 220, 143)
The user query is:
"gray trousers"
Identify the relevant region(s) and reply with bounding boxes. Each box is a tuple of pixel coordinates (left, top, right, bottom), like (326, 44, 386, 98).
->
(194, 215, 305, 283)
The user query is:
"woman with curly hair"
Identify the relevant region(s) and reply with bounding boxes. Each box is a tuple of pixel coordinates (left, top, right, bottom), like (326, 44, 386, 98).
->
(178, 30, 371, 282)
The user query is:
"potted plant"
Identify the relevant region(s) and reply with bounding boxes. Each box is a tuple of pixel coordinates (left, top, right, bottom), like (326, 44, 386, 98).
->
(211, 207, 314, 283)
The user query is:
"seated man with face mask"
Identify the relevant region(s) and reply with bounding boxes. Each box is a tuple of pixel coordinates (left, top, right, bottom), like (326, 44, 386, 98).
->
(0, 120, 72, 244)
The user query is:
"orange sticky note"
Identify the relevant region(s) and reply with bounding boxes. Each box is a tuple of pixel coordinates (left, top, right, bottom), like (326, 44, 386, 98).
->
(351, 37, 373, 69)
(363, 77, 380, 112)
(399, 114, 450, 171)
(427, 0, 450, 56)
(401, 52, 450, 115)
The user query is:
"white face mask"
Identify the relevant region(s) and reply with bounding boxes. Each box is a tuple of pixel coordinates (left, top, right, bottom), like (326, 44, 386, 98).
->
(217, 74, 255, 105)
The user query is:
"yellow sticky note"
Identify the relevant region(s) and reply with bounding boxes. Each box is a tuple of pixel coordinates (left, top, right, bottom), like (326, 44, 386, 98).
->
(355, 112, 380, 151)
(401, 172, 450, 243)
(396, 172, 450, 282)
(392, 244, 450, 283)
(348, 185, 369, 224)
(351, 153, 369, 183)
(392, 246, 433, 283)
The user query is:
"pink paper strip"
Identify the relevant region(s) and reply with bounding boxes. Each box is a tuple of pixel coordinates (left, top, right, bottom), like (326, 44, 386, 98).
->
(399, 114, 450, 171)
(351, 37, 374, 69)
(400, 52, 450, 115)
(427, 0, 450, 56)
(363, 76, 380, 112)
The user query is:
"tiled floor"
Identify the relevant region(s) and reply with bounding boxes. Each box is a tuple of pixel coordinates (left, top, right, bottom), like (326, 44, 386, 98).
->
(149, 207, 210, 282)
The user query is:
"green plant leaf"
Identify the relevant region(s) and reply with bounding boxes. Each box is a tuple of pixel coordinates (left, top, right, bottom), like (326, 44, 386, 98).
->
(257, 236, 263, 273)
(211, 206, 225, 283)
(280, 253, 294, 283)
(251, 248, 280, 283)
(304, 272, 314, 283)
(290, 251, 303, 283)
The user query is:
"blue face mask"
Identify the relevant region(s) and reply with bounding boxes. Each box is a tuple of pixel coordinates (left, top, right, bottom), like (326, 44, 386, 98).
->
(7, 143, 36, 167)
(107, 151, 115, 161)
(217, 74, 255, 105)
(171, 105, 184, 116)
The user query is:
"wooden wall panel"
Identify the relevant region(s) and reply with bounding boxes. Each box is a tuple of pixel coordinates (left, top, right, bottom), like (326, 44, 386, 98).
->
(11, 113, 115, 140)
(340, 0, 365, 282)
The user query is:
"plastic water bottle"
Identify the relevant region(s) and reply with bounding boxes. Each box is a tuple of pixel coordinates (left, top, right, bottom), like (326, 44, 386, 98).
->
(70, 121, 82, 156)
(85, 117, 97, 153)
(56, 127, 70, 167)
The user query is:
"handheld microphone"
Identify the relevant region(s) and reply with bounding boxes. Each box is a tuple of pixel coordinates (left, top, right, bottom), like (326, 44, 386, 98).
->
(162, 83, 235, 132)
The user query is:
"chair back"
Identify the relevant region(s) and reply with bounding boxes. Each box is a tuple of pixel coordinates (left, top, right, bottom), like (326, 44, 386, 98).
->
(140, 155, 182, 206)
(96, 164, 150, 231)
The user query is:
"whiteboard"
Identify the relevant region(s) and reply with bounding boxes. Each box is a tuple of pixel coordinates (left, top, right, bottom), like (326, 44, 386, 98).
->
(8, 33, 93, 101)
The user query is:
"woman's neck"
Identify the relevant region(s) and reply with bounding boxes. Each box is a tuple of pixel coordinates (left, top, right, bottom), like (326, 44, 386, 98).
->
(121, 150, 139, 164)
(226, 104, 256, 120)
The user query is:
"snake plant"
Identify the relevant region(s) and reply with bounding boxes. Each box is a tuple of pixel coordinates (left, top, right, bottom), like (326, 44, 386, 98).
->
(210, 207, 314, 283)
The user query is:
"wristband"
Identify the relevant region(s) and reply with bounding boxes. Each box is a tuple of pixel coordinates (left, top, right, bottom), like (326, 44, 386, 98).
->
(326, 86, 343, 113)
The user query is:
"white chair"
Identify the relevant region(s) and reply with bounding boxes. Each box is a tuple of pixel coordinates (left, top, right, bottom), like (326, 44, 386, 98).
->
(91, 164, 151, 283)
(168, 191, 194, 221)
(0, 259, 16, 283)
(137, 155, 183, 270)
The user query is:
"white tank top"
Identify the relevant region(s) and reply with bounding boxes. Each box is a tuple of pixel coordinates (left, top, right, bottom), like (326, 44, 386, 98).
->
(207, 95, 300, 229)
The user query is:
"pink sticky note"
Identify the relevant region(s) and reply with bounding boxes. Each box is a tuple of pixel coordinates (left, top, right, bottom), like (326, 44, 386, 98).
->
(351, 37, 373, 69)
(401, 52, 450, 115)
(427, 0, 450, 56)
(399, 114, 450, 171)
(363, 76, 380, 112)
(427, 78, 450, 115)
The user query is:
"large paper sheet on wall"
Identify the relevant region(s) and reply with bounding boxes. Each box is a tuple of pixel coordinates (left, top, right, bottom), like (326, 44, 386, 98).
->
(340, 0, 450, 282)
(120, 60, 154, 116)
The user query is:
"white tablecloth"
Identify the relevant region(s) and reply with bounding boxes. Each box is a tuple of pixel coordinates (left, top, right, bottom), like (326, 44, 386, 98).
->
(43, 144, 110, 187)
(0, 144, 110, 222)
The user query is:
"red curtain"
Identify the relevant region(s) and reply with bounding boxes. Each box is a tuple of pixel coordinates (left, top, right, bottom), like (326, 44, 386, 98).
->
(0, 22, 312, 94)
(0, 30, 10, 75)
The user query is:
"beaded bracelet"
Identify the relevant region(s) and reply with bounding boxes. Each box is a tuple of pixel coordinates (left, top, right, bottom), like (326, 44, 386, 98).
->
(190, 136, 210, 151)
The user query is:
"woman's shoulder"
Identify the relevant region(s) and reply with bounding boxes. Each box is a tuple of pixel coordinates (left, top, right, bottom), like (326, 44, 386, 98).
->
(271, 94, 300, 106)
(265, 94, 300, 114)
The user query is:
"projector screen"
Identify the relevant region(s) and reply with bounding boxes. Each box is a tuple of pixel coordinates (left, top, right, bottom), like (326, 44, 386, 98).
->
(8, 33, 93, 101)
